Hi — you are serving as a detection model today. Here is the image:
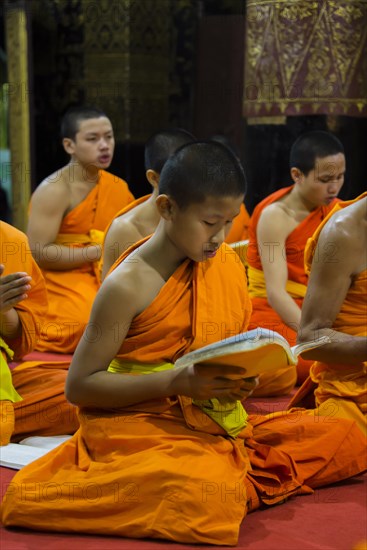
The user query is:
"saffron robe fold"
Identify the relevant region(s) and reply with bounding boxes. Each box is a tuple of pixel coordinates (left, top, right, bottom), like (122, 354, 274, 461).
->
(12, 357, 79, 441)
(2, 241, 366, 545)
(35, 170, 134, 353)
(0, 222, 48, 360)
(225, 202, 250, 243)
(247, 185, 339, 390)
(0, 222, 48, 444)
(289, 193, 367, 435)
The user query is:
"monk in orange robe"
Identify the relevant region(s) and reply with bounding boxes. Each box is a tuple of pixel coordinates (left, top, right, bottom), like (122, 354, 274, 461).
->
(2, 143, 365, 546)
(0, 222, 48, 444)
(247, 131, 346, 393)
(27, 106, 134, 353)
(289, 192, 367, 436)
(101, 128, 195, 280)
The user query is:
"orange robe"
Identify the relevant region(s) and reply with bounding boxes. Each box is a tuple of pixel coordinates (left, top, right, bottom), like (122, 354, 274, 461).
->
(289, 194, 367, 435)
(0, 222, 48, 444)
(247, 185, 339, 390)
(2, 242, 366, 545)
(225, 202, 250, 243)
(34, 170, 134, 353)
(11, 355, 79, 441)
(8, 173, 133, 440)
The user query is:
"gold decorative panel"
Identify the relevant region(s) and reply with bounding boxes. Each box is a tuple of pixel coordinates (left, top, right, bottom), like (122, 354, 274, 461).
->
(243, 1, 367, 121)
(83, 0, 171, 142)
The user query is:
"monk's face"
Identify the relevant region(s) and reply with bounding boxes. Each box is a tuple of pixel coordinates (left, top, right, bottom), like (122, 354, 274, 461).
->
(64, 117, 115, 169)
(168, 194, 244, 263)
(297, 153, 345, 207)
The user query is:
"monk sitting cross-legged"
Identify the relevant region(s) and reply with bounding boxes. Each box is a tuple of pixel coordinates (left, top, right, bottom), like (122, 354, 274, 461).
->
(8, 107, 134, 440)
(2, 143, 365, 546)
(27, 105, 135, 353)
(247, 130, 345, 393)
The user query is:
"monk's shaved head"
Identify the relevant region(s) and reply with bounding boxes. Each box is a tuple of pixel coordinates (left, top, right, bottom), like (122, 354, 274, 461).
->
(144, 128, 196, 173)
(159, 141, 247, 209)
(61, 106, 108, 140)
(290, 130, 345, 176)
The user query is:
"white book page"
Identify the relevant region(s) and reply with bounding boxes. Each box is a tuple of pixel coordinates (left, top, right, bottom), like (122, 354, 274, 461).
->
(0, 443, 48, 470)
(0, 435, 72, 470)
(291, 335, 331, 357)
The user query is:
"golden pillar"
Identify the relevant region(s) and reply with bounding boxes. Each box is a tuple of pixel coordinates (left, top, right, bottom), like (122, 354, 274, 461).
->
(4, 1, 32, 231)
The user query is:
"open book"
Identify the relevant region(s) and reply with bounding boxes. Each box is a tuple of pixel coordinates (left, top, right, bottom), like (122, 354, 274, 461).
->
(0, 435, 72, 470)
(175, 328, 330, 376)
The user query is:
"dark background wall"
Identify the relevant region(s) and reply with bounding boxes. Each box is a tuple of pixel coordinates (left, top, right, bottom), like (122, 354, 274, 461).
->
(2, 0, 366, 220)
(193, 6, 367, 213)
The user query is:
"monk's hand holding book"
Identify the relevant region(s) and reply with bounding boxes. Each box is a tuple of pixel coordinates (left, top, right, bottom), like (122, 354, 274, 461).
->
(174, 362, 257, 402)
(239, 376, 259, 400)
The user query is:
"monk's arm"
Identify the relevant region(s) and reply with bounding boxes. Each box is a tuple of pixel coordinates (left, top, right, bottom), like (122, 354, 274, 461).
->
(66, 271, 253, 408)
(298, 225, 367, 363)
(257, 207, 302, 330)
(27, 183, 101, 270)
(101, 219, 139, 280)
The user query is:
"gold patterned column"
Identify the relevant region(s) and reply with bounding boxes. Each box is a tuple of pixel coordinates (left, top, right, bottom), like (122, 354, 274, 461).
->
(4, 2, 31, 231)
(83, 0, 171, 143)
(243, 1, 367, 123)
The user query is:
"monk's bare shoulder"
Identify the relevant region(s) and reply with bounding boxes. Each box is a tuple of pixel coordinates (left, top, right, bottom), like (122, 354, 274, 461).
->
(108, 215, 142, 249)
(258, 202, 297, 241)
(317, 199, 367, 274)
(101, 249, 166, 318)
(31, 167, 71, 207)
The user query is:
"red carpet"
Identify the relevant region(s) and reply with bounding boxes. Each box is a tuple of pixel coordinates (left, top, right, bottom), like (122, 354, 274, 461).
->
(3, 353, 366, 548)
(1, 466, 366, 549)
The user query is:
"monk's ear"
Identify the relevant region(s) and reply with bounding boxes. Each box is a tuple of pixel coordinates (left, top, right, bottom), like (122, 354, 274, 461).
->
(146, 169, 160, 189)
(63, 138, 75, 155)
(290, 167, 303, 184)
(156, 194, 176, 220)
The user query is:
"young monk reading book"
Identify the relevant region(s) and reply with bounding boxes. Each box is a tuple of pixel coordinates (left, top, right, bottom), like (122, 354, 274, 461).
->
(2, 143, 365, 546)
(0, 222, 48, 445)
(101, 127, 195, 280)
(247, 130, 345, 390)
